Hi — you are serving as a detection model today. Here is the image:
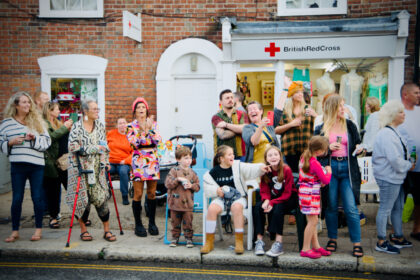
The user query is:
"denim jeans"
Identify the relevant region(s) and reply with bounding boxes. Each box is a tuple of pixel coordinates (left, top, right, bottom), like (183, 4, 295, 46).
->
(326, 159, 361, 243)
(376, 179, 404, 240)
(109, 163, 130, 197)
(10, 162, 44, 230)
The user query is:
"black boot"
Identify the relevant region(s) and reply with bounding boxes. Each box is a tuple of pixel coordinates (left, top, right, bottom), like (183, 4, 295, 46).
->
(146, 199, 159, 235)
(132, 200, 147, 237)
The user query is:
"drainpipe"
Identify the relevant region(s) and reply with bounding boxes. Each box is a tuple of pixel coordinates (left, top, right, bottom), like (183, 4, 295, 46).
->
(414, 0, 420, 83)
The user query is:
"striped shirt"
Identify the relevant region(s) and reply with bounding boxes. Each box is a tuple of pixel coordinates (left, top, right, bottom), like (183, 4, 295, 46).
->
(0, 118, 51, 166)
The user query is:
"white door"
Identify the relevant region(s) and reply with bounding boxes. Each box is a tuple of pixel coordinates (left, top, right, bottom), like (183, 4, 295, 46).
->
(174, 78, 217, 159)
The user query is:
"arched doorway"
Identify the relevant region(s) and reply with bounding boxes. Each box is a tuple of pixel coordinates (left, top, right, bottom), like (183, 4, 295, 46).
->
(156, 38, 223, 159)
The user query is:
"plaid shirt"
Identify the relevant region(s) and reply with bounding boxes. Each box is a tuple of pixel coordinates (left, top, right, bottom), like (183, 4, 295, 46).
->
(278, 113, 314, 156)
(212, 109, 248, 157)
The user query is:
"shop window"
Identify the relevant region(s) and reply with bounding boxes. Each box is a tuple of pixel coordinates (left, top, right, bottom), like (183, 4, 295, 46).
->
(277, 0, 347, 16)
(51, 78, 97, 121)
(39, 0, 104, 18)
(38, 54, 107, 122)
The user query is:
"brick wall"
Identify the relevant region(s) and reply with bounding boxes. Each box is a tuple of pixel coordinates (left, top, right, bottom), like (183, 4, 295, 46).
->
(0, 0, 417, 128)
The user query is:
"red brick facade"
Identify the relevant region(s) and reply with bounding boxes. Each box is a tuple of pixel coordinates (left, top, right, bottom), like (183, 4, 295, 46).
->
(0, 0, 417, 128)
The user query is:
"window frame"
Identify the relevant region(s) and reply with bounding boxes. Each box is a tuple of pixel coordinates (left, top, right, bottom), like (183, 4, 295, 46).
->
(39, 0, 104, 18)
(38, 54, 107, 122)
(277, 0, 347, 16)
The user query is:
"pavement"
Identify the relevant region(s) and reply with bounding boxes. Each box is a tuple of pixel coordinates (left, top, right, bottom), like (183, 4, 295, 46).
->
(0, 184, 419, 276)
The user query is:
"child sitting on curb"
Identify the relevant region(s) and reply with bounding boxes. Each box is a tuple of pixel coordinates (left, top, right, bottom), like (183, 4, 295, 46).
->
(165, 146, 200, 248)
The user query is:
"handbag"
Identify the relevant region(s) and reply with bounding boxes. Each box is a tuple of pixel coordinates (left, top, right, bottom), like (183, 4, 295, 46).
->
(56, 153, 69, 171)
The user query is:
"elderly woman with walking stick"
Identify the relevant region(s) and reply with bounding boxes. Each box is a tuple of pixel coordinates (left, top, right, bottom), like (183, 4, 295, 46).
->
(65, 98, 116, 242)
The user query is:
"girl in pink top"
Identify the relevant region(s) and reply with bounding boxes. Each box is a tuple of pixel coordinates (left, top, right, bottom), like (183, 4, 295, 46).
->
(298, 136, 332, 259)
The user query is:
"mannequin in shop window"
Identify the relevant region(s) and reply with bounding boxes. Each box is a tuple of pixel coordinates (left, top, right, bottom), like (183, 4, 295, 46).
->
(367, 72, 388, 106)
(339, 69, 364, 126)
(315, 72, 336, 114)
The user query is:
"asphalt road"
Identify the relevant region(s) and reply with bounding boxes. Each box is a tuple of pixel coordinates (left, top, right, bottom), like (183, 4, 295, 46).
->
(0, 257, 417, 280)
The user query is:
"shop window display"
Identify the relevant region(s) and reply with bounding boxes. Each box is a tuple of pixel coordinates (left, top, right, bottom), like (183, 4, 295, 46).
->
(285, 58, 388, 129)
(50, 78, 98, 121)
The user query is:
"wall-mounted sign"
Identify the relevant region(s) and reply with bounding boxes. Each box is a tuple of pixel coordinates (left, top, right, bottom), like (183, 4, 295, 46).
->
(123, 11, 141, 43)
(232, 36, 397, 60)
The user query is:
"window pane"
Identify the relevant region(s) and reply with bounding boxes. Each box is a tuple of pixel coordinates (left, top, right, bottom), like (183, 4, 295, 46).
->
(50, 0, 65, 10)
(305, 0, 320, 8)
(83, 0, 98, 11)
(51, 78, 98, 120)
(67, 0, 81, 10)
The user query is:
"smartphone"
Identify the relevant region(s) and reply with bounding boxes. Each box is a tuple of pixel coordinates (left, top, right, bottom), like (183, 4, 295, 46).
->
(20, 133, 26, 145)
(267, 111, 274, 126)
(70, 113, 78, 122)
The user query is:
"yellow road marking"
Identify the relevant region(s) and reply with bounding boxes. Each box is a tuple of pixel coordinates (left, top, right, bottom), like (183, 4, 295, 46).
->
(63, 242, 80, 250)
(0, 262, 376, 280)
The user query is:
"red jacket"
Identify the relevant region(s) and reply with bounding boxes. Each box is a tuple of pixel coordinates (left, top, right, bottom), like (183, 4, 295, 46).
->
(260, 164, 294, 206)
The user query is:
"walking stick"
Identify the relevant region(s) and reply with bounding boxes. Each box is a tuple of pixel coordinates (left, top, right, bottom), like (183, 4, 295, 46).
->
(66, 153, 93, 248)
(107, 171, 124, 235)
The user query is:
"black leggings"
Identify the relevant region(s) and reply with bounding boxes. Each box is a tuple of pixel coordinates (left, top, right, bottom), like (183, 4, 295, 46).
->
(253, 192, 298, 236)
(43, 176, 61, 219)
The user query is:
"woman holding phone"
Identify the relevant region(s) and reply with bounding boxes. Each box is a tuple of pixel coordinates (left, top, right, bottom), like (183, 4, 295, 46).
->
(42, 101, 73, 229)
(0, 92, 51, 242)
(314, 94, 364, 257)
(242, 85, 288, 164)
(275, 81, 317, 172)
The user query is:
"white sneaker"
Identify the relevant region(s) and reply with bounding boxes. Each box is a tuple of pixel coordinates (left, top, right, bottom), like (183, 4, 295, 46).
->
(254, 239, 265, 256)
(265, 241, 284, 257)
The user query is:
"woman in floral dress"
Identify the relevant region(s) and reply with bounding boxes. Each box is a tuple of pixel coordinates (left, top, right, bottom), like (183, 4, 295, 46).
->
(127, 97, 162, 237)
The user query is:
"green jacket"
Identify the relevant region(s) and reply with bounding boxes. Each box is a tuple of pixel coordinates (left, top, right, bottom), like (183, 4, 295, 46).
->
(44, 120, 69, 178)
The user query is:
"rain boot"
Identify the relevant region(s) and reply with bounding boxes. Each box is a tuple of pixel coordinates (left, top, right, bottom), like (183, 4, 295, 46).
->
(146, 199, 159, 235)
(200, 233, 215, 254)
(132, 200, 147, 237)
(235, 232, 244, 254)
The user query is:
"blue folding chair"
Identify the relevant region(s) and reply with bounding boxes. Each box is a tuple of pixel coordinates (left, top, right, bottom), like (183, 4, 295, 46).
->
(163, 166, 208, 245)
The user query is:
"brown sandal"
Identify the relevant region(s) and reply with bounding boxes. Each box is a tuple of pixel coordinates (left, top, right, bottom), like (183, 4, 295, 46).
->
(103, 231, 116, 242)
(30, 234, 42, 241)
(80, 231, 93, 241)
(5, 235, 19, 243)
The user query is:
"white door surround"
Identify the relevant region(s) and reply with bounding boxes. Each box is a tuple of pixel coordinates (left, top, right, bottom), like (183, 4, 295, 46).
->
(156, 38, 223, 158)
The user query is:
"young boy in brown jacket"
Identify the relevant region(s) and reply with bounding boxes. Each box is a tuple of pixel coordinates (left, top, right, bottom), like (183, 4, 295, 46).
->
(165, 146, 200, 247)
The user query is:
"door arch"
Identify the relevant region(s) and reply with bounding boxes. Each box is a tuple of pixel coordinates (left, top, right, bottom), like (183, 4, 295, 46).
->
(156, 38, 223, 158)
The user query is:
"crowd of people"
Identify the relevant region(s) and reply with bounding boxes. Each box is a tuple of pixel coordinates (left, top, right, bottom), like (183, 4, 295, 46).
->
(0, 81, 419, 260)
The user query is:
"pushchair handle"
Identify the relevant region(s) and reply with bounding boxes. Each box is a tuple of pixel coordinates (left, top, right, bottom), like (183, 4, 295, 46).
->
(169, 134, 197, 152)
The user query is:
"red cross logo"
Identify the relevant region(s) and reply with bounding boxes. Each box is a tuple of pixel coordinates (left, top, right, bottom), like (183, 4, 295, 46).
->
(265, 42, 280, 57)
(129, 21, 132, 28)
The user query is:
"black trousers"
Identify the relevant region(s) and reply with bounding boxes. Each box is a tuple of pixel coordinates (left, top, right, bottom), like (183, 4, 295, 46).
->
(253, 192, 298, 236)
(43, 176, 61, 219)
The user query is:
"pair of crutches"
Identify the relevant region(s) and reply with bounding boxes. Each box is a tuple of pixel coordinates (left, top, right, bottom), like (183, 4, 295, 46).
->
(66, 153, 124, 247)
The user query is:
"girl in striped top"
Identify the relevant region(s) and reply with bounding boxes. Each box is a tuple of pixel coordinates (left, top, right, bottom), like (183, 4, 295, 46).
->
(298, 136, 331, 259)
(0, 91, 51, 242)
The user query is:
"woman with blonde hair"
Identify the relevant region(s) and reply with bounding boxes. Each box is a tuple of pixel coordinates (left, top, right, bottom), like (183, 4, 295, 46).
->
(362, 96, 381, 154)
(42, 101, 73, 229)
(275, 81, 317, 173)
(0, 91, 51, 242)
(314, 94, 364, 257)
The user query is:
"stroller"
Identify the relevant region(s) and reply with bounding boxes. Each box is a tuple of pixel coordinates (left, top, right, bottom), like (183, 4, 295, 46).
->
(144, 135, 197, 215)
